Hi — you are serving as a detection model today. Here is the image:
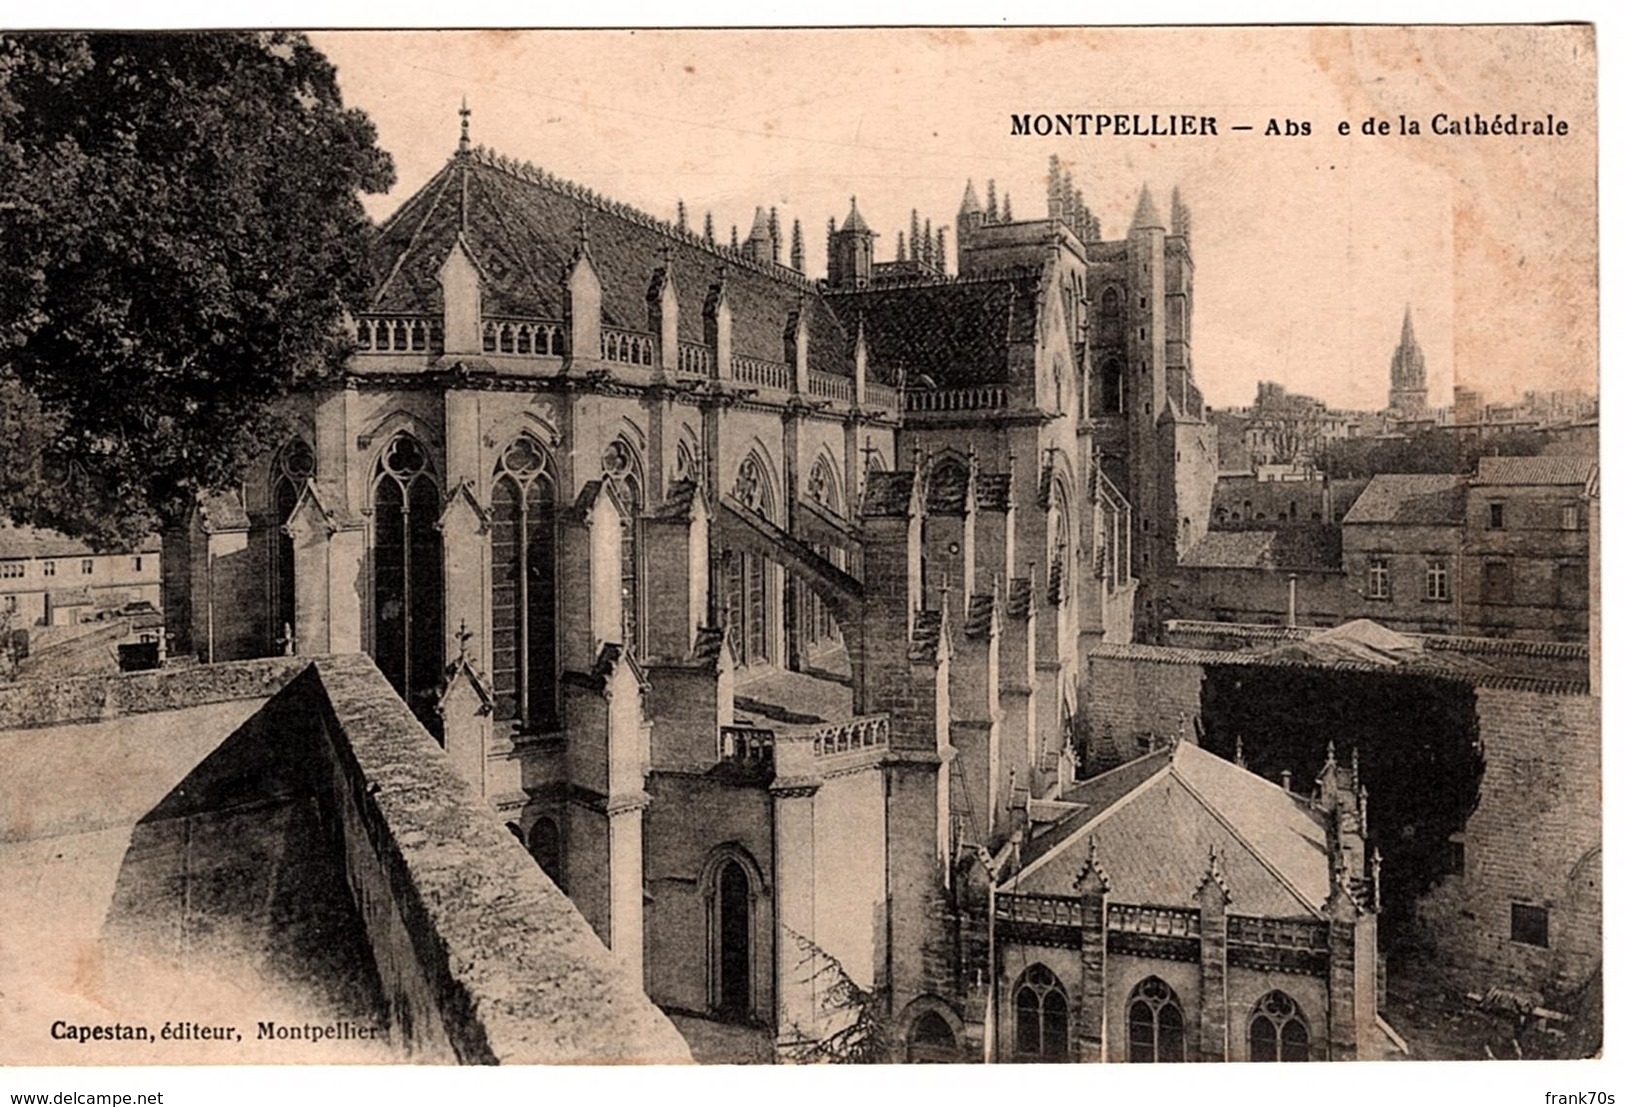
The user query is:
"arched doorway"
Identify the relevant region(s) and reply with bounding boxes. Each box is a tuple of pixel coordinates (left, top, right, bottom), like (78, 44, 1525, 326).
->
(717, 859, 752, 1019)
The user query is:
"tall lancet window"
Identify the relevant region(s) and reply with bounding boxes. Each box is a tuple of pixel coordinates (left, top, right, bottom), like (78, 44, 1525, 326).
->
(372, 434, 443, 723)
(491, 436, 558, 733)
(728, 455, 774, 665)
(269, 437, 315, 652)
(602, 440, 643, 654)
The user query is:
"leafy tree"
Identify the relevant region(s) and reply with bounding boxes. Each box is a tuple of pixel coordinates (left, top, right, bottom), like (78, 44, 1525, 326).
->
(0, 32, 393, 548)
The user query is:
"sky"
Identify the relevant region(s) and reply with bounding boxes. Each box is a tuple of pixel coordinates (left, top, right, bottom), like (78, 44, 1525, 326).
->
(312, 27, 1596, 411)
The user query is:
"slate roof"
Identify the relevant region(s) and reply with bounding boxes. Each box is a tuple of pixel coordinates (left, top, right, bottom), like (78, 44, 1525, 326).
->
(369, 148, 855, 376)
(1473, 456, 1597, 487)
(1009, 742, 1330, 918)
(826, 271, 1042, 389)
(1342, 474, 1465, 526)
(0, 524, 160, 560)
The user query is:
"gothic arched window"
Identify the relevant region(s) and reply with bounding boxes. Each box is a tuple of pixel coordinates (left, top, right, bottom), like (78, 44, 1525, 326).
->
(801, 458, 843, 649)
(1013, 964, 1069, 1061)
(372, 433, 442, 724)
(1248, 991, 1312, 1062)
(527, 815, 564, 891)
(269, 437, 314, 652)
(1127, 977, 1185, 1063)
(491, 436, 558, 732)
(602, 440, 643, 653)
(728, 455, 775, 665)
(706, 851, 760, 1023)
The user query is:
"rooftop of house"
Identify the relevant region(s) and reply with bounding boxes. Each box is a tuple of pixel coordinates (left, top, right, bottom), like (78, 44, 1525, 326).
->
(1180, 525, 1343, 571)
(1342, 474, 1466, 527)
(1009, 741, 1333, 919)
(1473, 455, 1597, 487)
(0, 523, 160, 561)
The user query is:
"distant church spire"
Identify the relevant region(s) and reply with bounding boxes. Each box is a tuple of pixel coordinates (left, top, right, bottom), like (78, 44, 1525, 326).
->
(1388, 304, 1428, 418)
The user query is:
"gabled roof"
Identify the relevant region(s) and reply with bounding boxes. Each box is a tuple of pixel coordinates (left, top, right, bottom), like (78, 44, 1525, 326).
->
(368, 148, 854, 375)
(825, 271, 1042, 388)
(1473, 456, 1597, 487)
(1008, 742, 1331, 918)
(1342, 474, 1465, 526)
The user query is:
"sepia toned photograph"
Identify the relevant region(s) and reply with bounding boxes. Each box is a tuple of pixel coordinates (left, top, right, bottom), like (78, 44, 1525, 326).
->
(0, 22, 1600, 1076)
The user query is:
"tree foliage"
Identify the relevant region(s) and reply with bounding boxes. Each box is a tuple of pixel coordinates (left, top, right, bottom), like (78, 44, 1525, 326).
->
(779, 927, 893, 1063)
(0, 32, 393, 547)
(1317, 428, 1549, 481)
(1198, 665, 1484, 947)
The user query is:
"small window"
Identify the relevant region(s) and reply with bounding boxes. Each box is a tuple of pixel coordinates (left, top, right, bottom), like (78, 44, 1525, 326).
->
(81, 559, 94, 575)
(1426, 558, 1451, 602)
(1483, 561, 1514, 605)
(1448, 833, 1466, 876)
(1367, 557, 1391, 600)
(43, 561, 55, 577)
(1562, 504, 1580, 531)
(0, 562, 22, 580)
(1488, 502, 1505, 530)
(3, 595, 16, 612)
(1510, 903, 1549, 948)
(132, 556, 143, 572)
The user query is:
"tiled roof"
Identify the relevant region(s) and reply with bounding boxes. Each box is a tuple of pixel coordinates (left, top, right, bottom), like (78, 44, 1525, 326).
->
(0, 525, 159, 560)
(1180, 526, 1341, 571)
(1011, 742, 1330, 918)
(826, 271, 1042, 388)
(1342, 474, 1465, 526)
(369, 149, 855, 377)
(1474, 456, 1597, 487)
(1090, 640, 1589, 696)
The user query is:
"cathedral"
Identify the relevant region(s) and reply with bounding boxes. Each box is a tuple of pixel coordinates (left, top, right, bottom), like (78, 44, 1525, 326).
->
(161, 117, 1384, 1061)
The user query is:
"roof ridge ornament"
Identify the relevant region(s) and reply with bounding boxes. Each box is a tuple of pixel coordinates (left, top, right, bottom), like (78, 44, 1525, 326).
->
(458, 96, 471, 155)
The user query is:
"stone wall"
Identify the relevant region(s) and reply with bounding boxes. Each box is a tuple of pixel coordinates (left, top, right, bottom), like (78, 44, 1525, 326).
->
(1080, 645, 1206, 773)
(1414, 686, 1601, 998)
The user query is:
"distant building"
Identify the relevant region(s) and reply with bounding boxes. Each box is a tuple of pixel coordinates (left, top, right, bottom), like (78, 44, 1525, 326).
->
(0, 524, 161, 630)
(1241, 381, 1351, 472)
(1168, 457, 1595, 642)
(1461, 456, 1595, 641)
(1340, 474, 1465, 636)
